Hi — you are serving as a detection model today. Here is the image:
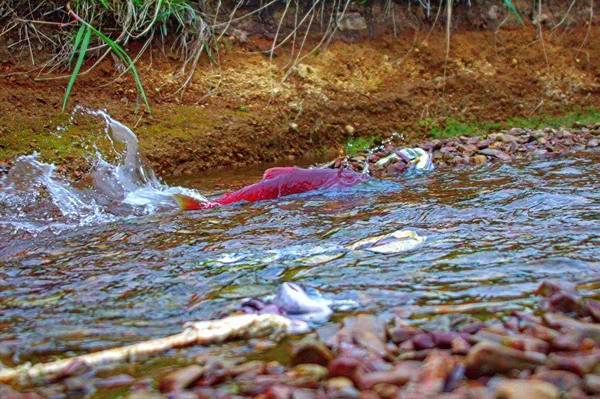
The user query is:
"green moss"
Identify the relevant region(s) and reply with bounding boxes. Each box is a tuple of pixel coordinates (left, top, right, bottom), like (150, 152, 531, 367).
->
(426, 107, 600, 139)
(344, 135, 381, 155)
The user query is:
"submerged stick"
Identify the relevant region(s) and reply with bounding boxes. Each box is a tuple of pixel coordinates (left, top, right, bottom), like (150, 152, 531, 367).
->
(0, 314, 293, 384)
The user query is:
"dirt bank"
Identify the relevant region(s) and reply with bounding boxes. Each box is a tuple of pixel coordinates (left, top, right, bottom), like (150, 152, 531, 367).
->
(1, 2, 600, 177)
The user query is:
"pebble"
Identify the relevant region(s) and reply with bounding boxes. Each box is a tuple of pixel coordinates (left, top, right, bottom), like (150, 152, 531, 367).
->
(466, 342, 545, 376)
(159, 365, 205, 392)
(495, 379, 559, 399)
(471, 154, 488, 164)
(530, 370, 582, 392)
(583, 374, 600, 394)
(291, 339, 333, 367)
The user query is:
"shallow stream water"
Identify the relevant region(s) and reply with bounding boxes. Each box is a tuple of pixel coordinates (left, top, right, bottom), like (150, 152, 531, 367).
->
(1, 111, 599, 386)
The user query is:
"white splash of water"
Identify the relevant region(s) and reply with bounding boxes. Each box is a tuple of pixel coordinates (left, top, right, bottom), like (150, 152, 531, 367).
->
(0, 108, 210, 234)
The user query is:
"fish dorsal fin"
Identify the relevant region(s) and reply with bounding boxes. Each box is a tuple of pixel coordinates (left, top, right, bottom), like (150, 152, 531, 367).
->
(262, 167, 295, 180)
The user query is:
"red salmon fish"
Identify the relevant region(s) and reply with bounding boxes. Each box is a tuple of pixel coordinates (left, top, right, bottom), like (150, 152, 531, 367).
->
(174, 167, 369, 211)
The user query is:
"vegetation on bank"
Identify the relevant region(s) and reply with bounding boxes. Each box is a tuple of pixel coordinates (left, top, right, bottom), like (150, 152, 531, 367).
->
(424, 107, 600, 139)
(1, 0, 524, 112)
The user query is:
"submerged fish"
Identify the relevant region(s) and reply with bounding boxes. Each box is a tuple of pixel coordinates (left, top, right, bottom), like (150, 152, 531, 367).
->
(240, 282, 333, 324)
(174, 167, 369, 210)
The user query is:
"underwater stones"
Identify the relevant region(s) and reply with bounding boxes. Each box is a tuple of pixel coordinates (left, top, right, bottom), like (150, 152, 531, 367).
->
(478, 148, 511, 161)
(465, 342, 546, 376)
(494, 379, 559, 399)
(291, 339, 334, 367)
(530, 370, 582, 392)
(471, 154, 488, 164)
(159, 365, 205, 392)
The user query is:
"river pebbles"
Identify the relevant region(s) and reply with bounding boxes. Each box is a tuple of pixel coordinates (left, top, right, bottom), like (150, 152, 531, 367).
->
(93, 280, 600, 399)
(325, 123, 600, 176)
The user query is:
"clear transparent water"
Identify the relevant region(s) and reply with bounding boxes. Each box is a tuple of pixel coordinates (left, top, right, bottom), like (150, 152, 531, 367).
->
(1, 111, 599, 369)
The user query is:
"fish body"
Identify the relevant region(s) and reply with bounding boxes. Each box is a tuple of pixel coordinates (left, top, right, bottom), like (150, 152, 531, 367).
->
(174, 167, 369, 210)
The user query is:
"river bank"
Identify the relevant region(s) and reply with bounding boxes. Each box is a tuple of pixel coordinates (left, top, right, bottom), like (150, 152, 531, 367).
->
(2, 20, 600, 177)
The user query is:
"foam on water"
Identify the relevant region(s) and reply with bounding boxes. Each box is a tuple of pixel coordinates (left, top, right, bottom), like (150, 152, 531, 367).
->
(0, 108, 210, 234)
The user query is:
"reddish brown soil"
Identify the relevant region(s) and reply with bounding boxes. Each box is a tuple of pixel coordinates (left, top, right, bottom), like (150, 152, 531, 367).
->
(1, 25, 599, 177)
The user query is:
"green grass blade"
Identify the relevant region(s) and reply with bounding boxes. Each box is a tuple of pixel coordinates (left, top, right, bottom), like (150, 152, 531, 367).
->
(69, 24, 86, 65)
(87, 26, 151, 113)
(503, 0, 524, 24)
(63, 26, 91, 112)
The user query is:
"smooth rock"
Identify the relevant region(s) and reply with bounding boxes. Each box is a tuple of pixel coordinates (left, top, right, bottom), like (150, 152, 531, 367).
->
(466, 342, 546, 377)
(291, 339, 334, 367)
(588, 139, 599, 147)
(495, 379, 559, 399)
(357, 361, 420, 390)
(546, 351, 600, 376)
(372, 383, 400, 399)
(416, 350, 456, 394)
(159, 365, 205, 392)
(471, 154, 488, 164)
(325, 376, 355, 391)
(288, 363, 329, 382)
(345, 125, 356, 135)
(583, 374, 600, 394)
(531, 370, 582, 392)
(479, 148, 511, 161)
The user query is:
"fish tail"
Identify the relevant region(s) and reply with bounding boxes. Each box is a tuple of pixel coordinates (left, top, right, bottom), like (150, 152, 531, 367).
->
(172, 194, 218, 211)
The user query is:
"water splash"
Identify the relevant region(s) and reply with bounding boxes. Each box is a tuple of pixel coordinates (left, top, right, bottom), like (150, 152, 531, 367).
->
(0, 108, 210, 234)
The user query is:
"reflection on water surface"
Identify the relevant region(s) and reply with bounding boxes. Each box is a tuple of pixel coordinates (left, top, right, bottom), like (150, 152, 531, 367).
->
(1, 151, 599, 368)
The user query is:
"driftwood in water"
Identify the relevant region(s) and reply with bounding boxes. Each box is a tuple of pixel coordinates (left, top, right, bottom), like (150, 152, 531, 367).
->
(0, 314, 293, 384)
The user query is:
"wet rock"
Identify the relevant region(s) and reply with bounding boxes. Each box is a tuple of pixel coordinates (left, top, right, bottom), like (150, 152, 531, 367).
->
(265, 384, 293, 399)
(326, 376, 355, 391)
(167, 390, 201, 399)
(536, 280, 587, 316)
(530, 370, 582, 392)
(64, 377, 94, 393)
(547, 351, 600, 376)
(583, 374, 600, 394)
(159, 365, 205, 392)
(287, 364, 329, 387)
(443, 364, 466, 393)
(228, 360, 266, 377)
(372, 383, 401, 399)
(357, 391, 380, 399)
(466, 342, 546, 377)
(326, 377, 360, 398)
(479, 148, 511, 161)
(388, 320, 423, 344)
(586, 299, 600, 323)
(495, 379, 559, 399)
(329, 355, 364, 381)
(0, 384, 25, 399)
(416, 350, 456, 394)
(588, 139, 599, 147)
(544, 313, 600, 344)
(95, 374, 136, 388)
(127, 390, 166, 399)
(357, 361, 420, 390)
(291, 339, 333, 367)
(451, 335, 471, 355)
(412, 333, 436, 350)
(471, 154, 488, 164)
